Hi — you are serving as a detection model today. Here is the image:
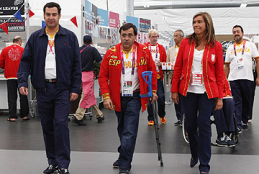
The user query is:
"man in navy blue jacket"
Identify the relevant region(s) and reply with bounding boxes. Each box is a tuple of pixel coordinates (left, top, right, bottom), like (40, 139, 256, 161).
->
(17, 2, 81, 174)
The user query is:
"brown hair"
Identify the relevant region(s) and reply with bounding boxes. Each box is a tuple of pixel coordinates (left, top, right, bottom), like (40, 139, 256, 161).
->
(186, 12, 216, 47)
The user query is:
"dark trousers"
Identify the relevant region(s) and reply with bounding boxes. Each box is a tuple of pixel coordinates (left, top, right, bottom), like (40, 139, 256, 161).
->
(174, 94, 184, 122)
(147, 79, 165, 121)
(7, 79, 29, 118)
(181, 92, 215, 173)
(249, 71, 257, 120)
(36, 83, 70, 169)
(230, 80, 253, 128)
(213, 98, 235, 134)
(115, 92, 141, 171)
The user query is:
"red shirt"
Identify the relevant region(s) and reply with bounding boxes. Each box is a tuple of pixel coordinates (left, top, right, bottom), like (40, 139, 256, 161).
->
(171, 39, 224, 99)
(145, 42, 167, 80)
(0, 44, 24, 79)
(98, 41, 157, 112)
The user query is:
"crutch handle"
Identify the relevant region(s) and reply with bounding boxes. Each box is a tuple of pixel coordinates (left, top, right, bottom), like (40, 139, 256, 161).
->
(139, 71, 153, 98)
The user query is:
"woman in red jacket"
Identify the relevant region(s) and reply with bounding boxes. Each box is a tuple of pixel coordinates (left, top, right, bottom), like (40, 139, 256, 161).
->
(171, 12, 224, 174)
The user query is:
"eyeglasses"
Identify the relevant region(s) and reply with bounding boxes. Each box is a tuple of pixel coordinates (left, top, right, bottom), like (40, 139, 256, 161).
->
(150, 36, 158, 38)
(121, 34, 134, 38)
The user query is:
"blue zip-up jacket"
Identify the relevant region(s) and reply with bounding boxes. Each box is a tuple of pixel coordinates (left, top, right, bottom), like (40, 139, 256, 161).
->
(17, 25, 82, 94)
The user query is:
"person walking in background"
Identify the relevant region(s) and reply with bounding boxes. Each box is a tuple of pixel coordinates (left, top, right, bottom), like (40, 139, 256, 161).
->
(0, 36, 30, 122)
(99, 23, 158, 174)
(145, 29, 167, 126)
(17, 2, 81, 174)
(225, 25, 259, 132)
(171, 12, 224, 174)
(167, 29, 184, 126)
(73, 35, 104, 126)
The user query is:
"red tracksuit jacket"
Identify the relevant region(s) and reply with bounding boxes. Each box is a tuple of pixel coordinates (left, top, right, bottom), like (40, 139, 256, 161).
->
(99, 41, 157, 112)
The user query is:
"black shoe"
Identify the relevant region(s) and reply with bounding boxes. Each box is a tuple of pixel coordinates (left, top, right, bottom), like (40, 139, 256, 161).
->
(72, 117, 86, 126)
(119, 169, 130, 174)
(58, 168, 69, 174)
(174, 120, 182, 126)
(43, 165, 58, 173)
(225, 135, 235, 148)
(190, 158, 198, 167)
(97, 116, 105, 123)
(242, 123, 248, 130)
(216, 135, 228, 147)
(113, 159, 119, 168)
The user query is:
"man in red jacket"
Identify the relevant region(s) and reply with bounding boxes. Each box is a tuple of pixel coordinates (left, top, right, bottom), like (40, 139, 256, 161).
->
(145, 29, 167, 126)
(0, 36, 29, 122)
(99, 23, 158, 174)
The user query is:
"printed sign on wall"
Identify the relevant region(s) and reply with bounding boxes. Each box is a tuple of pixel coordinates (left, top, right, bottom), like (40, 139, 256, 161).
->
(0, 0, 24, 15)
(98, 8, 108, 27)
(0, 17, 25, 32)
(109, 11, 119, 28)
(139, 18, 151, 33)
(126, 16, 139, 31)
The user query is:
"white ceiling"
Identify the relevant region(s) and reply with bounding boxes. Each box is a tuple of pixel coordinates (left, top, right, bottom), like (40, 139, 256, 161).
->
(88, 0, 259, 40)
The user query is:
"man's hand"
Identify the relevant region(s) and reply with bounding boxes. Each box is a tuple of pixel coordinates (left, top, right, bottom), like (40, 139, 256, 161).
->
(214, 98, 223, 110)
(171, 92, 179, 104)
(19, 87, 28, 95)
(150, 93, 158, 104)
(104, 98, 113, 110)
(70, 93, 78, 101)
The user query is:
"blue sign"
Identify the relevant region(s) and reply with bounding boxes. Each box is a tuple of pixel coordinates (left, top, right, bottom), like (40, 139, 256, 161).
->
(126, 16, 139, 32)
(85, 0, 92, 21)
(98, 8, 108, 27)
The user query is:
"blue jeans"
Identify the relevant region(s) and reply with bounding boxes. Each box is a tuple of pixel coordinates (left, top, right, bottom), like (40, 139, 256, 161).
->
(147, 79, 165, 121)
(115, 92, 141, 171)
(230, 80, 253, 128)
(181, 92, 215, 173)
(174, 94, 184, 122)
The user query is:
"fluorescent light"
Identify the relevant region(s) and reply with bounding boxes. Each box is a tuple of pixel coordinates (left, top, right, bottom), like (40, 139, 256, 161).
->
(240, 4, 247, 8)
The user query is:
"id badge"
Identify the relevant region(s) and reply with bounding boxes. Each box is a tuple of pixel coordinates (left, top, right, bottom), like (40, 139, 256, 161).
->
(237, 57, 244, 69)
(122, 81, 133, 97)
(191, 72, 202, 86)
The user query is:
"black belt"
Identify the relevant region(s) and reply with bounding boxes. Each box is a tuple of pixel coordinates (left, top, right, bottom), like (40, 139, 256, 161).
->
(133, 89, 140, 93)
(45, 79, 56, 83)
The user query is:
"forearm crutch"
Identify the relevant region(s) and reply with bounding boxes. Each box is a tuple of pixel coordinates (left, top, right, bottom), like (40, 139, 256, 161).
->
(140, 71, 164, 167)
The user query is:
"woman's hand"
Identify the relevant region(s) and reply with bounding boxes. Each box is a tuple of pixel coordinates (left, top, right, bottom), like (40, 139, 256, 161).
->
(172, 92, 179, 104)
(214, 98, 223, 110)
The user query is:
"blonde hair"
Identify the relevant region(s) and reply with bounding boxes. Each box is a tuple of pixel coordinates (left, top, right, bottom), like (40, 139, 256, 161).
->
(148, 29, 158, 37)
(186, 12, 216, 47)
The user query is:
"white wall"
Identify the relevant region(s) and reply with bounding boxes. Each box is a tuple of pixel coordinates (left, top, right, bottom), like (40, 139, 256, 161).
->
(28, 0, 83, 44)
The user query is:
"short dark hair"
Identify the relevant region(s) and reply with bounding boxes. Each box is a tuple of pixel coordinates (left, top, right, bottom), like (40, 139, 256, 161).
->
(43, 2, 61, 14)
(233, 25, 244, 33)
(119, 23, 137, 36)
(13, 36, 22, 43)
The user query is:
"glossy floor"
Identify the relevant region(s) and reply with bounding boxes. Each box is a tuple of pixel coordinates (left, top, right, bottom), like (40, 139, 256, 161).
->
(1, 90, 259, 173)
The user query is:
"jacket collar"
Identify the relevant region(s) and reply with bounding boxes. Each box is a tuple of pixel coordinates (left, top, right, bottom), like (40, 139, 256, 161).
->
(116, 41, 140, 51)
(39, 25, 66, 37)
